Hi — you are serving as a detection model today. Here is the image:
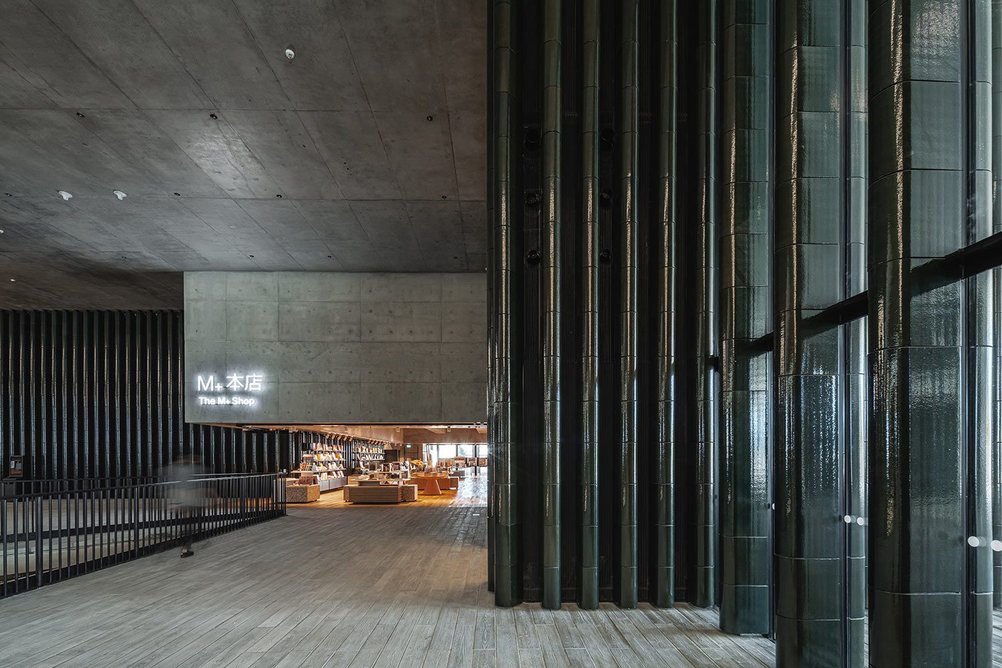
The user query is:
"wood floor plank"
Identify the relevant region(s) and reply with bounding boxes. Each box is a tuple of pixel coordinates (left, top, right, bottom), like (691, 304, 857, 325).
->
(0, 477, 780, 667)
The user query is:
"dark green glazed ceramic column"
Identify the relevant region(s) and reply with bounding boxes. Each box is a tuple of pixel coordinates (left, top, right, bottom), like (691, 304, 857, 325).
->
(486, 0, 496, 596)
(541, 0, 562, 610)
(992, 0, 1002, 610)
(869, 0, 992, 663)
(580, 0, 601, 612)
(775, 0, 845, 662)
(694, 0, 719, 609)
(970, 0, 995, 659)
(653, 0, 679, 609)
(491, 0, 521, 608)
(719, 0, 771, 634)
(619, 0, 640, 610)
(843, 0, 867, 660)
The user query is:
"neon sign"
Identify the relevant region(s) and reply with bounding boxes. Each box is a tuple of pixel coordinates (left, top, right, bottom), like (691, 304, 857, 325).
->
(194, 372, 265, 407)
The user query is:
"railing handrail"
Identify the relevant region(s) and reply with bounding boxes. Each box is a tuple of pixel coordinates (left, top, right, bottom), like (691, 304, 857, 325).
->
(1, 473, 282, 500)
(0, 471, 286, 599)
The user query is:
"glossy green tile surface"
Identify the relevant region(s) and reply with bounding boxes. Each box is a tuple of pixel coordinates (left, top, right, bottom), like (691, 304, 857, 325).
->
(719, 0, 771, 635)
(653, 0, 680, 610)
(618, 0, 640, 610)
(775, 0, 853, 662)
(868, 0, 993, 661)
(578, 0, 601, 612)
(994, 0, 1002, 611)
(695, 0, 719, 611)
(489, 0, 521, 608)
(540, 0, 562, 612)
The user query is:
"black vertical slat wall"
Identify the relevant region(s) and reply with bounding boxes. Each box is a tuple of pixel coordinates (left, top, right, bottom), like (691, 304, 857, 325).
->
(0, 310, 297, 479)
(489, 0, 700, 607)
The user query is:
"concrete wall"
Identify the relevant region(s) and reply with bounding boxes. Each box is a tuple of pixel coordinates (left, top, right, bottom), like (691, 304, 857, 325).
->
(183, 272, 486, 424)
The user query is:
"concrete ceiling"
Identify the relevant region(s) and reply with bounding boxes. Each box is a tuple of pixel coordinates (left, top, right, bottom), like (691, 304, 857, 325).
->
(0, 0, 486, 309)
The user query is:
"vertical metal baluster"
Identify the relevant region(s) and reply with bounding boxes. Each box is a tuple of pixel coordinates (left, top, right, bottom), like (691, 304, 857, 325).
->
(88, 489, 94, 571)
(35, 496, 42, 587)
(71, 490, 77, 577)
(24, 497, 30, 587)
(2, 498, 8, 597)
(92, 489, 98, 569)
(111, 486, 117, 564)
(139, 484, 145, 553)
(98, 488, 104, 568)
(57, 494, 62, 583)
(13, 497, 19, 593)
(133, 486, 139, 558)
(115, 486, 121, 563)
(47, 492, 53, 584)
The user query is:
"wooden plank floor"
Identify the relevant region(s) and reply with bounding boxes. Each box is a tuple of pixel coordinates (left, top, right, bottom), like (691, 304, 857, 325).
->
(0, 475, 779, 667)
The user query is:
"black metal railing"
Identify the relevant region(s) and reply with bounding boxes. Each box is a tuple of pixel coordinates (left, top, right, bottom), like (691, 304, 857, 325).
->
(0, 477, 161, 498)
(0, 474, 286, 598)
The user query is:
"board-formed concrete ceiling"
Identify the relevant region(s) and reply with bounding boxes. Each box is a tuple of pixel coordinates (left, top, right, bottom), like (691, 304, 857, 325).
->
(0, 0, 486, 308)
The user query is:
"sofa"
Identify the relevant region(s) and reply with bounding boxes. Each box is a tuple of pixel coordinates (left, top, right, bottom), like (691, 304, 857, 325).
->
(344, 483, 418, 504)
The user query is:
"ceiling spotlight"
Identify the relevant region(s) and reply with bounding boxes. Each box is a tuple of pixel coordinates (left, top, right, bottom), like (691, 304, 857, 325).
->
(8, 278, 14, 282)
(57, 190, 73, 201)
(284, 46, 296, 60)
(113, 190, 127, 201)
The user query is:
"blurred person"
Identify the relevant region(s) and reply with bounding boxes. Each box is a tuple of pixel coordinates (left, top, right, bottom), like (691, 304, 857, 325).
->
(163, 454, 206, 558)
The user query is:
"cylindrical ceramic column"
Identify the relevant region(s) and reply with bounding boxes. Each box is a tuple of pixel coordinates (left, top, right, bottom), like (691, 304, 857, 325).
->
(486, 0, 497, 596)
(653, 0, 679, 610)
(719, 0, 771, 634)
(694, 0, 719, 609)
(540, 0, 563, 611)
(869, 0, 992, 663)
(775, 0, 846, 662)
(991, 0, 1002, 611)
(843, 0, 867, 660)
(970, 0, 995, 658)
(491, 0, 521, 608)
(580, 0, 601, 611)
(618, 0, 640, 610)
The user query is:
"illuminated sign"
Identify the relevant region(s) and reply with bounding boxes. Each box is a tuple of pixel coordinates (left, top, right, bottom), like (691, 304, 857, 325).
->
(194, 372, 265, 407)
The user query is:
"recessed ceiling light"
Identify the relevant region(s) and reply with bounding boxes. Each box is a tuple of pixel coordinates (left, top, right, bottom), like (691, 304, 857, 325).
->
(58, 190, 73, 200)
(285, 46, 296, 60)
(113, 190, 127, 201)
(8, 278, 15, 282)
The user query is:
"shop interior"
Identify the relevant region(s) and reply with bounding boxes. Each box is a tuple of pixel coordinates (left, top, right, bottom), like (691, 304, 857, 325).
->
(266, 424, 487, 505)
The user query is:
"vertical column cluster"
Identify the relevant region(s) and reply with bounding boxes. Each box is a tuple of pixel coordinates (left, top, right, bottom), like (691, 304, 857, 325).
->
(775, 0, 846, 663)
(868, 0, 992, 663)
(490, 0, 522, 608)
(579, 0, 602, 611)
(653, 0, 679, 610)
(618, 0, 641, 609)
(694, 0, 719, 609)
(541, 0, 563, 610)
(718, 0, 771, 634)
